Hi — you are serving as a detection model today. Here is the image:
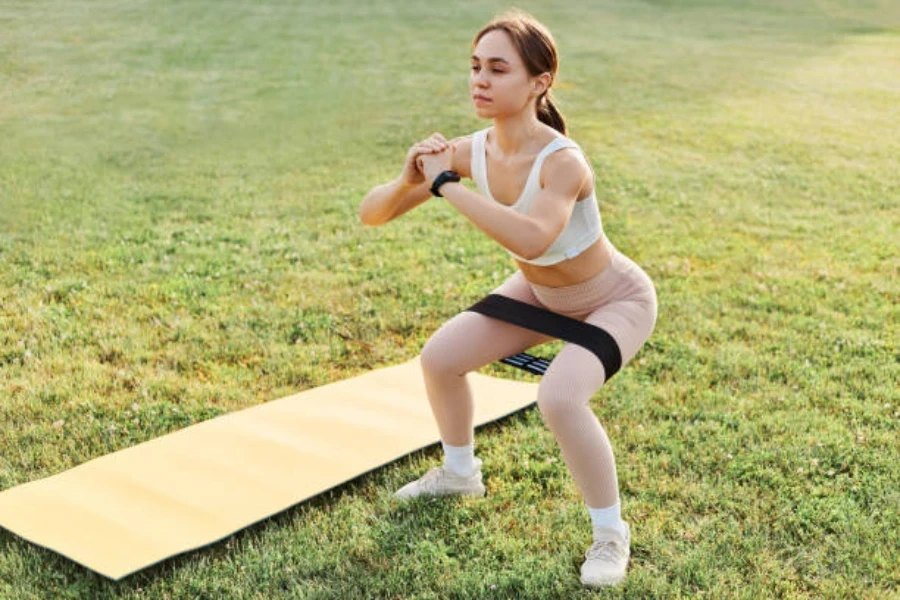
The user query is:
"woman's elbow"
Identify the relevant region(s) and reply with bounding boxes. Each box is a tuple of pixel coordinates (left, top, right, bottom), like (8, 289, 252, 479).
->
(359, 205, 373, 226)
(517, 246, 544, 261)
(517, 234, 553, 261)
(359, 201, 383, 227)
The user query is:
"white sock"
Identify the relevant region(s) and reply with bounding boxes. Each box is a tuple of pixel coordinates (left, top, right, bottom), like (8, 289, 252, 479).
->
(588, 500, 626, 537)
(441, 441, 476, 476)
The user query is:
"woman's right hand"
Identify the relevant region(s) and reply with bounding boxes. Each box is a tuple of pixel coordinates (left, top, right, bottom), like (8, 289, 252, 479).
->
(400, 133, 453, 187)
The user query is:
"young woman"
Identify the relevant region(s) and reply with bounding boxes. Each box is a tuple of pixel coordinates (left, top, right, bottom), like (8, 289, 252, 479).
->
(359, 11, 657, 588)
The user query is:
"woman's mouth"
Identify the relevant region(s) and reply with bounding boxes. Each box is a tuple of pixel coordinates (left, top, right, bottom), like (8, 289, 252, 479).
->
(473, 95, 492, 104)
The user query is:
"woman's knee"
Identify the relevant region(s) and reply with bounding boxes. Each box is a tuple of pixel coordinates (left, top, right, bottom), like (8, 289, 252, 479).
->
(420, 333, 467, 379)
(536, 381, 587, 424)
(536, 355, 606, 423)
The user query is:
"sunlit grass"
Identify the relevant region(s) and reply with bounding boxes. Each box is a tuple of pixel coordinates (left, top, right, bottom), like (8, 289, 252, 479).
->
(1, 0, 897, 597)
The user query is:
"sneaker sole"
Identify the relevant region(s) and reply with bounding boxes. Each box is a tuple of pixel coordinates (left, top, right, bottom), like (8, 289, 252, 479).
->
(394, 485, 486, 500)
(581, 573, 626, 587)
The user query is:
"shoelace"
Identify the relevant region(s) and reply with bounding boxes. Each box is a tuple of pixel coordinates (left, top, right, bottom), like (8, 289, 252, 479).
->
(585, 540, 625, 561)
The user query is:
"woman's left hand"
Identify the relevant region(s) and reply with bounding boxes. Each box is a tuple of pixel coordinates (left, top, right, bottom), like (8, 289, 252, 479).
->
(417, 146, 455, 184)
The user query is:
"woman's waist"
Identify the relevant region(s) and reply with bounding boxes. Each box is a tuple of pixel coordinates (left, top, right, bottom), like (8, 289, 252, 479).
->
(523, 240, 655, 313)
(517, 236, 613, 288)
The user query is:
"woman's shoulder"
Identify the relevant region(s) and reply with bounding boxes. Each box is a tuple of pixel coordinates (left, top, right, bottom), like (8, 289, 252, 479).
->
(450, 126, 492, 148)
(449, 131, 480, 179)
(450, 126, 490, 148)
(541, 137, 594, 189)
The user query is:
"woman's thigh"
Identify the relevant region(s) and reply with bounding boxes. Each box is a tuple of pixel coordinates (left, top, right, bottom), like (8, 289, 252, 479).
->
(420, 271, 555, 376)
(544, 295, 657, 387)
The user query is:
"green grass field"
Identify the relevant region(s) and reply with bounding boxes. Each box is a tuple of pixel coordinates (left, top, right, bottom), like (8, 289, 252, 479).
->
(1, 0, 898, 597)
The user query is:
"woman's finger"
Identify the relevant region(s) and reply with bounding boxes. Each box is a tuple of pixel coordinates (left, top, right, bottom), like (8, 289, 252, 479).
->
(410, 139, 448, 159)
(424, 137, 448, 151)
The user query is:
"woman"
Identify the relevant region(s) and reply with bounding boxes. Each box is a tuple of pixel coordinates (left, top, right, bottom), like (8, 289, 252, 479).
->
(359, 10, 657, 588)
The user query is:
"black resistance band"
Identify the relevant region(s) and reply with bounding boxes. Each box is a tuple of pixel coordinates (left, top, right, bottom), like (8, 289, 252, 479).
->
(467, 294, 622, 379)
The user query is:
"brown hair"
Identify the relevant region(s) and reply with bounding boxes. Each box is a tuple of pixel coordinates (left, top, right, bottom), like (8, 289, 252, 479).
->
(472, 10, 566, 135)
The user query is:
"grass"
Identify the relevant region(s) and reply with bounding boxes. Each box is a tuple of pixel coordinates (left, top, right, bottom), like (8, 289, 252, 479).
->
(1, 0, 898, 597)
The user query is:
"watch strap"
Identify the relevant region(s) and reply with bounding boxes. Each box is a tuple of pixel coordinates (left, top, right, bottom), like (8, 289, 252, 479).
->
(430, 170, 461, 197)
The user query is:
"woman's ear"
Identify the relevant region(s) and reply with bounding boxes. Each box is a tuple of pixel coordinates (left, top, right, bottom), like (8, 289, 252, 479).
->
(531, 72, 553, 97)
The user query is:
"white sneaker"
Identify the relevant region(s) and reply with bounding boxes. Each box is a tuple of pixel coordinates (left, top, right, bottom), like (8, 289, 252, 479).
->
(394, 459, 485, 499)
(580, 521, 631, 587)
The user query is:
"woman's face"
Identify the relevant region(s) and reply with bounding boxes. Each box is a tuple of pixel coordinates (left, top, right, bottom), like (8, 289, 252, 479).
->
(470, 30, 543, 119)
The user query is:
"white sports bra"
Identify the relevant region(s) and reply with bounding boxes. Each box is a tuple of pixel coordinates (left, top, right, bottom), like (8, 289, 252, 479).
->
(469, 127, 603, 266)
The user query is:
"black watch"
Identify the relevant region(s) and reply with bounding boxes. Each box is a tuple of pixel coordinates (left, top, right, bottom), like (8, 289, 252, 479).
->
(429, 170, 461, 197)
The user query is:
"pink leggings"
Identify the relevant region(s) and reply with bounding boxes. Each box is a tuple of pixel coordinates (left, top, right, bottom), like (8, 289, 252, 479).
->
(419, 240, 657, 508)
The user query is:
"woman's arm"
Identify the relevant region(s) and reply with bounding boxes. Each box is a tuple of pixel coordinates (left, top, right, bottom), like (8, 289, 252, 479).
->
(359, 133, 460, 227)
(359, 178, 432, 226)
(423, 148, 589, 260)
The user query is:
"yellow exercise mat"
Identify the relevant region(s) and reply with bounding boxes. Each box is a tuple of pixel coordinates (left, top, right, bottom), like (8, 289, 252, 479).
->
(0, 357, 538, 580)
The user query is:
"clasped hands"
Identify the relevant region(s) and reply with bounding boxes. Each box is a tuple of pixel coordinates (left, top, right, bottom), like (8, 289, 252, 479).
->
(409, 133, 457, 185)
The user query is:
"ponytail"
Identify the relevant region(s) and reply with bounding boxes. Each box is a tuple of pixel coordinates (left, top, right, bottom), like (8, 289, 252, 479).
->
(537, 91, 566, 135)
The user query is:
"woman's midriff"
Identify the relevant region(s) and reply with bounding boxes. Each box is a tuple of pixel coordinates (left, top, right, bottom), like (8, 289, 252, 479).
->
(516, 236, 613, 288)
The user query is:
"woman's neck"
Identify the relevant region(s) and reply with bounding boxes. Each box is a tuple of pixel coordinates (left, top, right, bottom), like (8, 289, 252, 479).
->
(490, 110, 547, 157)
